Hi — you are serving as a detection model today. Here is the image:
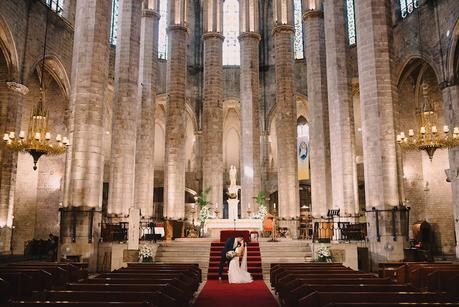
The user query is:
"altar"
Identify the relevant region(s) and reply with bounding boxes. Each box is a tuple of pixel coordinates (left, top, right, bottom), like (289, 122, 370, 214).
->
(204, 218, 262, 238)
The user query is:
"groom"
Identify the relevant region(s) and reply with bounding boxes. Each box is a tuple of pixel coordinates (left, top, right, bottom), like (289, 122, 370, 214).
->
(218, 236, 243, 280)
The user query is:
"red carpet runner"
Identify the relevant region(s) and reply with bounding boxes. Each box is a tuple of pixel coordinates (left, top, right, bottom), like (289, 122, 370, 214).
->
(194, 280, 278, 307)
(207, 241, 263, 280)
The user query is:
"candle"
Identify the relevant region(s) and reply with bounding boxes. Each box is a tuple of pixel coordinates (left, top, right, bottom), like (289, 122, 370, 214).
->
(420, 127, 426, 134)
(62, 137, 69, 145)
(19, 131, 25, 139)
(3, 133, 9, 141)
(273, 203, 276, 209)
(9, 132, 15, 139)
(45, 132, 51, 140)
(400, 132, 406, 139)
(408, 129, 414, 137)
(56, 134, 62, 142)
(34, 132, 40, 140)
(432, 126, 437, 134)
(444, 125, 449, 133)
(396, 135, 402, 142)
(454, 127, 459, 134)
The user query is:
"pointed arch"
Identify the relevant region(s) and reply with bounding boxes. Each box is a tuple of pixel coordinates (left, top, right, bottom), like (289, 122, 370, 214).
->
(0, 13, 19, 80)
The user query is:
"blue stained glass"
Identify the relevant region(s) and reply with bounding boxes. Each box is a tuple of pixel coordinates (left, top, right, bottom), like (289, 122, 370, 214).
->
(223, 0, 240, 66)
(158, 0, 168, 59)
(400, 0, 419, 19)
(110, 0, 119, 45)
(293, 0, 304, 59)
(346, 0, 356, 46)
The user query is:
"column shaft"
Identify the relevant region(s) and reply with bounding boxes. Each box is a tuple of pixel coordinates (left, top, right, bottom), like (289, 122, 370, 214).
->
(355, 0, 399, 210)
(303, 11, 332, 217)
(239, 33, 261, 216)
(164, 26, 188, 219)
(65, 0, 111, 269)
(202, 33, 224, 212)
(109, 0, 142, 215)
(323, 1, 357, 215)
(273, 26, 299, 218)
(134, 9, 160, 218)
(442, 84, 459, 258)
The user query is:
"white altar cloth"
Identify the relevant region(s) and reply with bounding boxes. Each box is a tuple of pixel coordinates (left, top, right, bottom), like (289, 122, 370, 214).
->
(204, 219, 262, 238)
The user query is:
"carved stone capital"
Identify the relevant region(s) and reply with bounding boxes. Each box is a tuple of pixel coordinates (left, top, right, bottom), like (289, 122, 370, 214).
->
(6, 82, 29, 96)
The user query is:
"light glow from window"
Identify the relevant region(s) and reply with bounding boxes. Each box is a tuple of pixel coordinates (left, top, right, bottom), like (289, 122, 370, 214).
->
(223, 0, 240, 66)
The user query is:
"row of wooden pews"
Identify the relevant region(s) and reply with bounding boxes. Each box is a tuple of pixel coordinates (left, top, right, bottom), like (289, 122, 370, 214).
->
(379, 262, 459, 298)
(3, 262, 201, 306)
(0, 261, 88, 303)
(271, 262, 459, 307)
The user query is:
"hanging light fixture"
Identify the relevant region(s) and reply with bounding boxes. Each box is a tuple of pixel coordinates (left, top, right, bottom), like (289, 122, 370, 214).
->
(2, 6, 69, 170)
(397, 83, 459, 160)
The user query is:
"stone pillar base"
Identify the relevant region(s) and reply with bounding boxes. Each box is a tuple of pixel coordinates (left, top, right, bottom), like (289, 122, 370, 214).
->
(59, 207, 102, 272)
(0, 226, 12, 254)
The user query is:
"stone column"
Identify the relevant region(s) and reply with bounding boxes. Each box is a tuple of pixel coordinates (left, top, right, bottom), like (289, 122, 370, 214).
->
(134, 1, 160, 219)
(323, 0, 357, 215)
(239, 0, 261, 217)
(64, 0, 111, 269)
(164, 0, 188, 219)
(355, 0, 401, 262)
(202, 0, 224, 214)
(303, 2, 332, 218)
(442, 83, 459, 258)
(0, 85, 24, 253)
(108, 0, 142, 216)
(272, 0, 299, 218)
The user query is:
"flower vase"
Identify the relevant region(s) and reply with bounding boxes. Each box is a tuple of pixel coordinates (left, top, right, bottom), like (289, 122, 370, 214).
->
(142, 256, 153, 263)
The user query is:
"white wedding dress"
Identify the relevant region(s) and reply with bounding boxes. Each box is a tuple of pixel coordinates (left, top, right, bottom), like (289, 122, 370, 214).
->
(228, 240, 253, 284)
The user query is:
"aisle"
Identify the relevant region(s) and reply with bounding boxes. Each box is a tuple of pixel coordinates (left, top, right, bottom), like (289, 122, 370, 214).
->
(194, 280, 279, 307)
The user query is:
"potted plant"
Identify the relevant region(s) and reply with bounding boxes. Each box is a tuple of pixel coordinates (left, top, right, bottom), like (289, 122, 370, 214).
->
(139, 244, 154, 263)
(316, 245, 333, 263)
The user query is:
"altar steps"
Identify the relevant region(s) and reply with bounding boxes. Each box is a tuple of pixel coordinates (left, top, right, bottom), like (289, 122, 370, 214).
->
(207, 242, 263, 280)
(154, 240, 211, 280)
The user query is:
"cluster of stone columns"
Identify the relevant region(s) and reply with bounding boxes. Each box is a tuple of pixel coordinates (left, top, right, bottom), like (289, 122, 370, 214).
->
(272, 0, 299, 218)
(164, 0, 188, 219)
(202, 0, 224, 214)
(239, 0, 261, 217)
(134, 1, 160, 219)
(64, 0, 112, 268)
(303, 0, 332, 218)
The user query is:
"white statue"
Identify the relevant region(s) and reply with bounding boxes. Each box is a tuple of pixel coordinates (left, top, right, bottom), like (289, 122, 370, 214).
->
(229, 165, 237, 187)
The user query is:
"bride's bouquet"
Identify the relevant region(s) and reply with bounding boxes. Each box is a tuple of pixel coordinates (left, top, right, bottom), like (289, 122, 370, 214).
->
(316, 245, 332, 263)
(226, 250, 237, 260)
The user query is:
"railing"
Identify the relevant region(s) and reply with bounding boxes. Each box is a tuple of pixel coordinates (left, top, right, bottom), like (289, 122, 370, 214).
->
(311, 218, 367, 243)
(100, 221, 165, 242)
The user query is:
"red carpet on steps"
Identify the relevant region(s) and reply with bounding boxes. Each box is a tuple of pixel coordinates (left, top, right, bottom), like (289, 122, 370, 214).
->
(194, 280, 278, 307)
(207, 241, 263, 280)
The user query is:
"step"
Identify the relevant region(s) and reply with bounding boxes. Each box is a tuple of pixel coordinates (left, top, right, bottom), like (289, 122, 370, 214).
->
(207, 272, 263, 280)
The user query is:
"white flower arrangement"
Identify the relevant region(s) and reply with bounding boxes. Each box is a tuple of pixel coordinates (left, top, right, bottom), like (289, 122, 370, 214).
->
(253, 204, 268, 219)
(139, 244, 154, 262)
(198, 206, 210, 223)
(316, 245, 332, 263)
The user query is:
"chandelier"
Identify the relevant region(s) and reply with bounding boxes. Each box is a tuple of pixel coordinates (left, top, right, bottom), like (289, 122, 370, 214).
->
(2, 6, 69, 170)
(397, 84, 459, 160)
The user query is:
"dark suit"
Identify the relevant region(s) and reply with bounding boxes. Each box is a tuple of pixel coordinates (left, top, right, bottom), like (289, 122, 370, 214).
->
(218, 237, 240, 276)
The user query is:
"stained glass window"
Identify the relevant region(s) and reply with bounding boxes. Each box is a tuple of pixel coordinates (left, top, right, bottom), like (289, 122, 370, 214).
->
(400, 0, 419, 19)
(110, 0, 119, 45)
(158, 0, 168, 59)
(346, 0, 356, 46)
(293, 0, 304, 59)
(43, 0, 64, 16)
(223, 0, 240, 66)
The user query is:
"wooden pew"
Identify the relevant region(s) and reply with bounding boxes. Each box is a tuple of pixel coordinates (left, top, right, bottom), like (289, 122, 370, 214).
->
(408, 265, 459, 288)
(35, 290, 177, 307)
(298, 291, 455, 307)
(283, 284, 416, 307)
(9, 302, 156, 306)
(276, 272, 377, 288)
(96, 272, 198, 291)
(0, 269, 54, 297)
(323, 303, 459, 306)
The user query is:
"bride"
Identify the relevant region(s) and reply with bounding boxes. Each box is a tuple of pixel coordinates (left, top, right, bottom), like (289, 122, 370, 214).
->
(228, 238, 253, 284)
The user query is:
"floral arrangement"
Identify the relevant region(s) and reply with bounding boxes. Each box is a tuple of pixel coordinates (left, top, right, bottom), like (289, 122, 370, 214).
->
(253, 191, 268, 219)
(316, 245, 332, 263)
(198, 205, 210, 224)
(139, 244, 154, 262)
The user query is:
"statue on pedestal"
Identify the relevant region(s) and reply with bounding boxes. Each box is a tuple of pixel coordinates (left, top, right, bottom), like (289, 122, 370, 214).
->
(227, 165, 240, 220)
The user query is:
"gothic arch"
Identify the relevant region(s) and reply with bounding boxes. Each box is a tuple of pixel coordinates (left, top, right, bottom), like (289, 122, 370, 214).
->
(29, 55, 71, 100)
(0, 13, 19, 80)
(396, 54, 443, 87)
(446, 18, 459, 83)
(156, 93, 198, 133)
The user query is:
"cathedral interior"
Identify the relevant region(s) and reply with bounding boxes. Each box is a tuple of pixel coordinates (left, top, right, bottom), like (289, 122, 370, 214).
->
(0, 0, 459, 292)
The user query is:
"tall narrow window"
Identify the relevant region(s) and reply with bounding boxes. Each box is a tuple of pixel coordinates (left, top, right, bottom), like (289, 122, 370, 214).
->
(43, 0, 64, 16)
(223, 0, 240, 66)
(110, 0, 119, 45)
(158, 0, 168, 59)
(293, 0, 304, 59)
(346, 0, 356, 46)
(400, 0, 419, 19)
